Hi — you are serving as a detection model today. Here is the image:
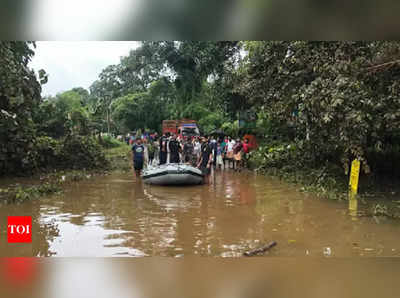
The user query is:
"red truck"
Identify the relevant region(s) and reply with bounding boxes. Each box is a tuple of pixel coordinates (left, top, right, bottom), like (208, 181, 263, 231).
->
(162, 119, 200, 138)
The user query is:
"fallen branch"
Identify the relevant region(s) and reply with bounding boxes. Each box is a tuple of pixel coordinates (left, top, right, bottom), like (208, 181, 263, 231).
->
(243, 241, 277, 257)
(365, 60, 400, 72)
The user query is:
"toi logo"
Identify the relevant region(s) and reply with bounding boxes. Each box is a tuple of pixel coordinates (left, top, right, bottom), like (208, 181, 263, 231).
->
(7, 217, 32, 243)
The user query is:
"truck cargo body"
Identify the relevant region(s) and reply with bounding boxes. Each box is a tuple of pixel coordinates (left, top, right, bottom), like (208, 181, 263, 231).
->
(162, 119, 200, 137)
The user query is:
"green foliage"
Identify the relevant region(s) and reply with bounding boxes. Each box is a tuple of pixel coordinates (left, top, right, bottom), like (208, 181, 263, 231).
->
(221, 121, 240, 138)
(111, 92, 168, 132)
(197, 112, 225, 134)
(34, 136, 63, 169)
(34, 99, 70, 138)
(59, 135, 109, 170)
(104, 145, 131, 172)
(249, 143, 302, 170)
(100, 135, 125, 149)
(4, 40, 400, 186)
(0, 42, 43, 176)
(34, 89, 92, 138)
(90, 41, 240, 131)
(249, 143, 347, 200)
(29, 135, 109, 172)
(0, 183, 61, 204)
(239, 41, 400, 175)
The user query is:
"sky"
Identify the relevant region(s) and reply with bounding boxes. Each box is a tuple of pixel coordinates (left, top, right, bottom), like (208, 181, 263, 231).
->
(29, 41, 140, 96)
(27, 0, 138, 40)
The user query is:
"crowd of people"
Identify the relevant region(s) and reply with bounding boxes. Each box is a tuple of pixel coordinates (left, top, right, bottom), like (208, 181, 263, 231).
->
(131, 132, 252, 183)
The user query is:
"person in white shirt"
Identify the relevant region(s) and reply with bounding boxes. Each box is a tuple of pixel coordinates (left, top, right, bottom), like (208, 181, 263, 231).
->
(193, 137, 201, 164)
(226, 137, 236, 169)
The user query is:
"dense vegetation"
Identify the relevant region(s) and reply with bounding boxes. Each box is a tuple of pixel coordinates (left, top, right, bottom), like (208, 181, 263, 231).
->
(0, 42, 107, 176)
(1, 41, 400, 189)
(242, 42, 400, 175)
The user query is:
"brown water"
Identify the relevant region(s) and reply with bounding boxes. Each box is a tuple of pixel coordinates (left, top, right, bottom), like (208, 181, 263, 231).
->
(1, 170, 400, 257)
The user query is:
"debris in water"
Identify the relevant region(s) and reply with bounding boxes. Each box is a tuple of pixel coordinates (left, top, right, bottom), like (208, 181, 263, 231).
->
(364, 248, 374, 251)
(272, 229, 278, 232)
(61, 175, 66, 181)
(288, 239, 296, 244)
(373, 216, 380, 224)
(243, 241, 277, 257)
(323, 247, 331, 256)
(306, 250, 310, 255)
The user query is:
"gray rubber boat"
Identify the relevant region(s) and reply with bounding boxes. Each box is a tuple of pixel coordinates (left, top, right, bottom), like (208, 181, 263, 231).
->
(142, 163, 204, 185)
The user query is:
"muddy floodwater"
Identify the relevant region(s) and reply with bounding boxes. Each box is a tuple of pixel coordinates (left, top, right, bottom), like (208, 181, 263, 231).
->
(1, 170, 399, 257)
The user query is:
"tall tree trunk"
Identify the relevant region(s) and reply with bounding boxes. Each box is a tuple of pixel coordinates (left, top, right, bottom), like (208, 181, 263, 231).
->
(107, 108, 110, 134)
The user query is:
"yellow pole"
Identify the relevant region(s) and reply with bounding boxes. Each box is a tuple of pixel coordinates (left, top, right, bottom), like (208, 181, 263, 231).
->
(348, 159, 360, 217)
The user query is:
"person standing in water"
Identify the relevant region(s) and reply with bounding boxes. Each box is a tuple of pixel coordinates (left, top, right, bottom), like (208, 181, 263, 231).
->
(197, 136, 213, 184)
(216, 140, 224, 170)
(226, 137, 236, 169)
(220, 137, 227, 168)
(183, 136, 194, 164)
(147, 140, 155, 166)
(168, 134, 181, 163)
(132, 138, 145, 177)
(233, 138, 243, 171)
(210, 136, 218, 169)
(153, 136, 160, 165)
(242, 138, 250, 168)
(159, 133, 168, 165)
(193, 137, 201, 164)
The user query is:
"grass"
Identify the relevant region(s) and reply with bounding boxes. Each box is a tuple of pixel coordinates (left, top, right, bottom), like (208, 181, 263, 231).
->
(104, 144, 132, 172)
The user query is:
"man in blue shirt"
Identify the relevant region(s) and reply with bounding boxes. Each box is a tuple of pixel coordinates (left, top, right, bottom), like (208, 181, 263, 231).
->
(132, 138, 145, 177)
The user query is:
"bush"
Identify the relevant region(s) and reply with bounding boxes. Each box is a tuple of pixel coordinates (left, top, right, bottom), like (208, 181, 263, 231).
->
(33, 136, 63, 171)
(59, 135, 109, 170)
(248, 143, 303, 170)
(100, 135, 125, 149)
(27, 135, 109, 173)
(248, 142, 348, 200)
(221, 121, 239, 138)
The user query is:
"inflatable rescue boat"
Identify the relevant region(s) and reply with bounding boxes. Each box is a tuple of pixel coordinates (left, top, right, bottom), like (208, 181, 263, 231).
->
(142, 164, 204, 185)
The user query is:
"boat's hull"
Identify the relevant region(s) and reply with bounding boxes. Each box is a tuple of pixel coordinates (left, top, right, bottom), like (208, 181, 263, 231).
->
(142, 164, 204, 185)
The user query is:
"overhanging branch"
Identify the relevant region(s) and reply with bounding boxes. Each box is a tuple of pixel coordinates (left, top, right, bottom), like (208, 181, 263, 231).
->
(365, 59, 400, 72)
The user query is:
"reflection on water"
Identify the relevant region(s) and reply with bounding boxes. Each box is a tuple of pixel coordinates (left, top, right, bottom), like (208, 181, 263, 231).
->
(4, 258, 400, 298)
(0, 170, 400, 257)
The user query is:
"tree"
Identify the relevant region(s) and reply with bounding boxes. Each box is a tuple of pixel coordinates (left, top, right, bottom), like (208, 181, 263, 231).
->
(0, 41, 44, 175)
(34, 89, 91, 138)
(111, 91, 167, 133)
(238, 41, 400, 173)
(89, 65, 123, 134)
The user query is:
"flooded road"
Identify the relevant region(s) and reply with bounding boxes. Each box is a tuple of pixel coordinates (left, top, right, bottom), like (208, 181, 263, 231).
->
(1, 170, 399, 257)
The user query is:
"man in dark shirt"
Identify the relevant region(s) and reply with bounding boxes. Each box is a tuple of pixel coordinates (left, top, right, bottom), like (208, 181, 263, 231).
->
(210, 136, 218, 169)
(168, 134, 181, 163)
(132, 138, 145, 177)
(183, 137, 194, 164)
(197, 136, 213, 184)
(159, 134, 168, 165)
